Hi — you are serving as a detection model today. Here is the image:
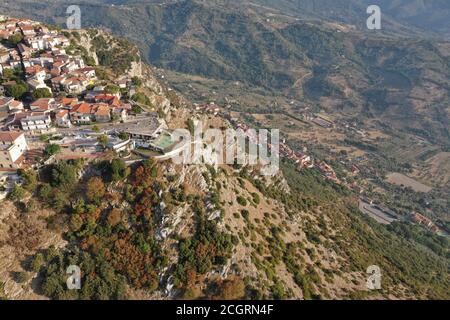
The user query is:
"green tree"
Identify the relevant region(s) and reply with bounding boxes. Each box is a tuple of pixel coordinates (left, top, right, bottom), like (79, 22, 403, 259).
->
(213, 277, 245, 300)
(86, 176, 106, 203)
(32, 88, 52, 99)
(1, 68, 13, 80)
(44, 144, 61, 157)
(17, 169, 38, 192)
(14, 272, 28, 284)
(82, 55, 96, 66)
(97, 135, 109, 148)
(7, 83, 27, 99)
(131, 105, 142, 114)
(118, 132, 129, 140)
(9, 184, 25, 201)
(236, 196, 247, 207)
(94, 66, 108, 80)
(131, 93, 151, 105)
(51, 162, 78, 189)
(69, 214, 84, 232)
(30, 253, 45, 272)
(110, 158, 127, 182)
(8, 33, 23, 46)
(38, 183, 53, 200)
(131, 76, 142, 87)
(105, 84, 120, 94)
(39, 134, 50, 142)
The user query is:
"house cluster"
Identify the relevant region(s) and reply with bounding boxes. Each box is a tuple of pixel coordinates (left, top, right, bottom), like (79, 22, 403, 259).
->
(0, 17, 75, 93)
(410, 212, 440, 233)
(317, 161, 339, 182)
(195, 103, 220, 116)
(0, 18, 24, 75)
(0, 17, 146, 170)
(1, 18, 137, 128)
(279, 141, 313, 169)
(227, 115, 314, 170)
(4, 91, 131, 132)
(64, 91, 131, 125)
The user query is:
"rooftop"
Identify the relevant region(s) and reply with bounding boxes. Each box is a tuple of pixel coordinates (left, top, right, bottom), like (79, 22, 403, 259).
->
(0, 131, 23, 143)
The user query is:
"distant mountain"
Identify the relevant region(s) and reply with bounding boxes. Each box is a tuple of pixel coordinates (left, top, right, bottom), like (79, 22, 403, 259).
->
(3, 0, 450, 38)
(1, 0, 449, 146)
(249, 0, 450, 38)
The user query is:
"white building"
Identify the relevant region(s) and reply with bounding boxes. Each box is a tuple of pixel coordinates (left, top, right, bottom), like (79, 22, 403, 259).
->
(55, 109, 72, 128)
(20, 113, 52, 131)
(8, 100, 24, 112)
(0, 131, 27, 170)
(27, 78, 52, 93)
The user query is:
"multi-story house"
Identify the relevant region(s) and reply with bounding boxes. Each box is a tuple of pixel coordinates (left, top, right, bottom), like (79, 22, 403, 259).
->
(30, 98, 58, 112)
(70, 103, 93, 124)
(54, 109, 72, 128)
(0, 131, 27, 170)
(20, 112, 52, 131)
(93, 104, 111, 123)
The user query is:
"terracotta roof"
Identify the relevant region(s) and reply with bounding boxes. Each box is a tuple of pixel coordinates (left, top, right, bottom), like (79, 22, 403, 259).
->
(59, 97, 78, 106)
(0, 97, 14, 106)
(51, 75, 65, 83)
(30, 98, 53, 110)
(71, 102, 92, 114)
(0, 131, 23, 142)
(95, 95, 121, 107)
(25, 65, 45, 74)
(94, 104, 110, 117)
(9, 100, 23, 108)
(55, 109, 69, 118)
(20, 25, 34, 31)
(49, 68, 60, 77)
(13, 154, 25, 165)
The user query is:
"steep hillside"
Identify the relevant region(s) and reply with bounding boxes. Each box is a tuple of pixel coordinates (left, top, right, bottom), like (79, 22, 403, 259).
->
(5, 138, 449, 300)
(0, 4, 449, 301)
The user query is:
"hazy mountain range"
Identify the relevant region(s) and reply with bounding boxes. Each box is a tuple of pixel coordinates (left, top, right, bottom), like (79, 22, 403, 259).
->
(3, 0, 450, 38)
(1, 0, 449, 146)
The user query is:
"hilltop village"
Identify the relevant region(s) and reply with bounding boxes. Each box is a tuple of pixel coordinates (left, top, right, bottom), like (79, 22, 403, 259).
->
(0, 13, 448, 302)
(0, 16, 444, 239)
(0, 17, 322, 181)
(0, 17, 176, 175)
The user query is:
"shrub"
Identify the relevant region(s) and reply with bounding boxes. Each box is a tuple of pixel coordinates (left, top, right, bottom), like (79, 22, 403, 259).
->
(236, 196, 247, 207)
(32, 88, 52, 99)
(15, 272, 28, 283)
(9, 184, 25, 201)
(86, 177, 106, 203)
(30, 253, 45, 272)
(44, 144, 61, 157)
